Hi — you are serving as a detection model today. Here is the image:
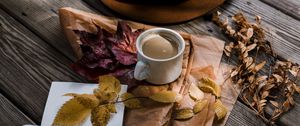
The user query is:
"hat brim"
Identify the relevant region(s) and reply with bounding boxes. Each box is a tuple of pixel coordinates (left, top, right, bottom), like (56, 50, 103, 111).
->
(101, 0, 224, 24)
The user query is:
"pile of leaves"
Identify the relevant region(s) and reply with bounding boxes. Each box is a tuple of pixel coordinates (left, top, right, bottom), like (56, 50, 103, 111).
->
(212, 11, 300, 124)
(71, 21, 143, 80)
(53, 75, 228, 126)
(53, 75, 122, 126)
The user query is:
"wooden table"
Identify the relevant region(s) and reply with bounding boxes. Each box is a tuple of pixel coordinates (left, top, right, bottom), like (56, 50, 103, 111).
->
(0, 0, 299, 125)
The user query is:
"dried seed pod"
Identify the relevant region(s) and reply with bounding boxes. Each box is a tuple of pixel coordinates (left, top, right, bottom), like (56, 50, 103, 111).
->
(175, 108, 194, 120)
(193, 99, 208, 114)
(214, 99, 228, 120)
(149, 91, 182, 103)
(121, 93, 142, 109)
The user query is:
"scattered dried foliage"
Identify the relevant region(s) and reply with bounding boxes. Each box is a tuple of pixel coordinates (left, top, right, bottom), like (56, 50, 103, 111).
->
(212, 11, 300, 124)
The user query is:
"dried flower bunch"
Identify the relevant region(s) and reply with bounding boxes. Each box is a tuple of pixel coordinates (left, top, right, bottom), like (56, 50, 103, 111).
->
(212, 11, 300, 124)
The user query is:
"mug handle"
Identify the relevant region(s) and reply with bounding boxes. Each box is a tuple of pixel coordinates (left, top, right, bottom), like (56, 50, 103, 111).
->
(134, 61, 149, 80)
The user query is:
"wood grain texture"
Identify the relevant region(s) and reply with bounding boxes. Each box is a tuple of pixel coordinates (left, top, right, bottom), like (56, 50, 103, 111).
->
(260, 0, 300, 21)
(0, 0, 299, 125)
(167, 0, 300, 64)
(0, 8, 87, 123)
(0, 93, 35, 125)
(0, 0, 98, 61)
(226, 101, 267, 126)
(83, 0, 300, 125)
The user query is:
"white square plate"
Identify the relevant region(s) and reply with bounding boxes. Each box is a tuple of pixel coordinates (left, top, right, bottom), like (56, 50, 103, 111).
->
(41, 82, 127, 126)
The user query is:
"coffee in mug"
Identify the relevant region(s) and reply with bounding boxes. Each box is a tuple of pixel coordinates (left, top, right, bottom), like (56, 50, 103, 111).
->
(142, 34, 178, 59)
(134, 28, 185, 84)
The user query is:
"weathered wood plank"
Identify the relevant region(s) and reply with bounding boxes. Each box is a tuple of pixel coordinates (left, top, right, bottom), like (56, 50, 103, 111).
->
(168, 0, 300, 64)
(0, 93, 35, 125)
(0, 0, 98, 61)
(0, 8, 87, 123)
(260, 0, 300, 21)
(84, 0, 300, 125)
(226, 101, 267, 126)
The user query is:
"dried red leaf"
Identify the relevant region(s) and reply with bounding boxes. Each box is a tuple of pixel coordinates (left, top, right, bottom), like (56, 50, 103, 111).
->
(72, 22, 143, 80)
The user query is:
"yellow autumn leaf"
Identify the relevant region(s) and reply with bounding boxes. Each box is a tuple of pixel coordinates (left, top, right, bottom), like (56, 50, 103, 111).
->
(189, 83, 204, 101)
(193, 99, 208, 114)
(121, 93, 142, 109)
(214, 99, 228, 120)
(175, 108, 194, 120)
(95, 91, 118, 104)
(98, 75, 121, 93)
(64, 93, 100, 109)
(149, 91, 182, 103)
(106, 103, 116, 113)
(198, 78, 221, 98)
(53, 98, 91, 126)
(91, 105, 110, 126)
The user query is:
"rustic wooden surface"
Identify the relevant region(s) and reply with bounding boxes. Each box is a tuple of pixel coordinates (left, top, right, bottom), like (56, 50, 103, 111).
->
(0, 0, 299, 125)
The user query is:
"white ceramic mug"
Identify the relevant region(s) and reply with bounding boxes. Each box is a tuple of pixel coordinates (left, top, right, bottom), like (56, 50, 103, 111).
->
(134, 28, 185, 84)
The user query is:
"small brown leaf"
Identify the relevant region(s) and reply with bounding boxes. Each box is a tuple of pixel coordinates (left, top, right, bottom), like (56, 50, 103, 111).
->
(254, 61, 266, 72)
(283, 100, 290, 112)
(293, 84, 300, 94)
(244, 57, 254, 68)
(246, 28, 254, 40)
(288, 96, 295, 106)
(272, 74, 283, 83)
(175, 108, 194, 120)
(246, 43, 257, 52)
(257, 76, 267, 82)
(289, 66, 299, 77)
(270, 100, 279, 108)
(261, 91, 269, 99)
(248, 75, 255, 83)
(230, 69, 239, 77)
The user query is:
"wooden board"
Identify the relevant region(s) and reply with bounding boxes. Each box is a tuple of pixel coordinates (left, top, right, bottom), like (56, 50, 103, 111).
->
(226, 101, 267, 126)
(0, 8, 87, 123)
(0, 0, 98, 61)
(0, 0, 299, 125)
(260, 0, 300, 21)
(0, 93, 35, 125)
